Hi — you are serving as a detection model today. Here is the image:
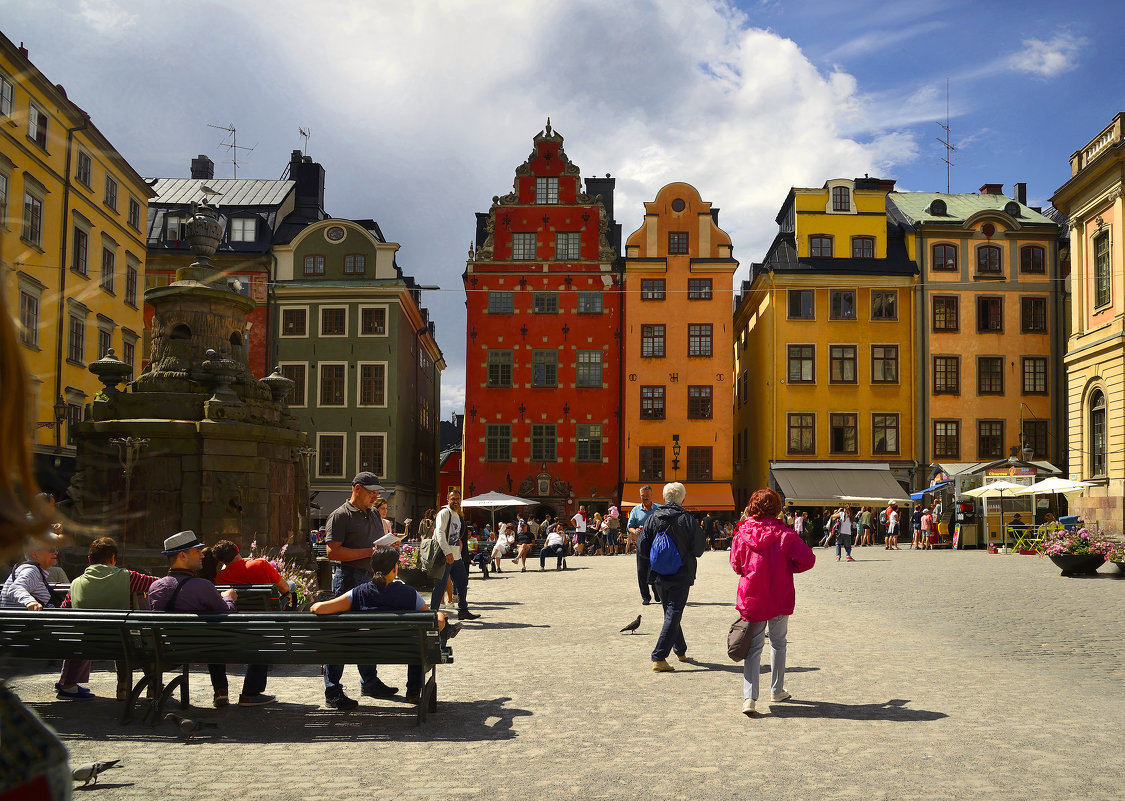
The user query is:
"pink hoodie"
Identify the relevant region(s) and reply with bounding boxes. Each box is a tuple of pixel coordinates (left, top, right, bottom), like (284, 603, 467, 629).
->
(730, 515, 816, 622)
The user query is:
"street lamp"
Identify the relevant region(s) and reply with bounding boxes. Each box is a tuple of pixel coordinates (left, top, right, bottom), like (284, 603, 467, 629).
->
(671, 434, 681, 480)
(35, 396, 67, 430)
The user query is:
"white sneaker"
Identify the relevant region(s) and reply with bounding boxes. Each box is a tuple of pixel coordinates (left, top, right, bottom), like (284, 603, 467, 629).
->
(771, 690, 792, 702)
(742, 698, 756, 716)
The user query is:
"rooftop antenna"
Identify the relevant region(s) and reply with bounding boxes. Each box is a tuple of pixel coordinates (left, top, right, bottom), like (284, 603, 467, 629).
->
(935, 78, 956, 194)
(298, 127, 311, 156)
(207, 122, 256, 178)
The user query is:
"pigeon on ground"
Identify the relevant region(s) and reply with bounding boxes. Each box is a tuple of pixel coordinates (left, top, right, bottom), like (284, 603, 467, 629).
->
(71, 759, 121, 786)
(620, 615, 641, 634)
(163, 712, 218, 742)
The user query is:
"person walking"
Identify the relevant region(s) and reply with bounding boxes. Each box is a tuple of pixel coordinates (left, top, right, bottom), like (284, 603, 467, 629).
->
(627, 485, 661, 604)
(920, 507, 934, 550)
(885, 502, 900, 549)
(431, 488, 479, 620)
(834, 504, 856, 562)
(730, 489, 816, 716)
(910, 504, 924, 550)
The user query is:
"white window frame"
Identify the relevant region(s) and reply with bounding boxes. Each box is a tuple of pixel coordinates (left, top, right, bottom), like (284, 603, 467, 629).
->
(511, 232, 536, 260)
(27, 101, 47, 149)
(356, 432, 387, 477)
(230, 216, 256, 242)
(104, 175, 118, 211)
(358, 304, 389, 337)
(127, 196, 142, 230)
(278, 361, 308, 407)
(316, 432, 347, 479)
(0, 72, 13, 117)
(356, 361, 389, 408)
(0, 168, 9, 228)
(555, 231, 580, 259)
(166, 215, 184, 241)
(536, 176, 559, 204)
(279, 305, 309, 338)
(318, 306, 348, 338)
(76, 149, 93, 187)
(17, 273, 44, 349)
(317, 361, 348, 407)
(22, 180, 46, 247)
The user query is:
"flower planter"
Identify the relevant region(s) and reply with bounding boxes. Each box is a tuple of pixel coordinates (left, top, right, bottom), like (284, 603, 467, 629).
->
(1047, 553, 1105, 576)
(397, 567, 435, 592)
(1111, 560, 1125, 575)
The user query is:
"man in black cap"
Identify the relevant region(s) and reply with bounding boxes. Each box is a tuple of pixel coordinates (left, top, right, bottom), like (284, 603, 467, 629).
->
(321, 472, 398, 709)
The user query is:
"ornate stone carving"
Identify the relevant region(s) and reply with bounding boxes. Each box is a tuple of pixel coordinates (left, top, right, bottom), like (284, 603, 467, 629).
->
(519, 477, 535, 497)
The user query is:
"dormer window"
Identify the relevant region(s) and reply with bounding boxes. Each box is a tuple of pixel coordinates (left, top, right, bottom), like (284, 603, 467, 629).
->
(832, 186, 850, 211)
(230, 217, 256, 242)
(166, 216, 183, 242)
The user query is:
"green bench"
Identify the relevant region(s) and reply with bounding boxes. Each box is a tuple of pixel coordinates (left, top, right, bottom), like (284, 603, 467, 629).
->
(48, 583, 286, 611)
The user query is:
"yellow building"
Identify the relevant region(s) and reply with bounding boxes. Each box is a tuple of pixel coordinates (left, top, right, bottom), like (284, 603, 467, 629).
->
(622, 182, 737, 513)
(733, 178, 915, 510)
(0, 34, 153, 494)
(1052, 114, 1125, 535)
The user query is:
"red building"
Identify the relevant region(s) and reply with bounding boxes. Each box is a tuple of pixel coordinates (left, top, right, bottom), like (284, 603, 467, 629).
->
(463, 121, 622, 519)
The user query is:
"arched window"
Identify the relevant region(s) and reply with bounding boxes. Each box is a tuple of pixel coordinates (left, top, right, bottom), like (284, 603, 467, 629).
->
(976, 245, 1002, 274)
(831, 186, 850, 211)
(933, 243, 957, 271)
(1090, 389, 1107, 477)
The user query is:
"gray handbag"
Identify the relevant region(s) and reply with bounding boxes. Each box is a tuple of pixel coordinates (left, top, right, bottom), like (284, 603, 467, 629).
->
(727, 618, 754, 661)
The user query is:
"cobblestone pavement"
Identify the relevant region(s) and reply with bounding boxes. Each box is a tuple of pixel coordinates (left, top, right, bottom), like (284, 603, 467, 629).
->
(4, 548, 1123, 800)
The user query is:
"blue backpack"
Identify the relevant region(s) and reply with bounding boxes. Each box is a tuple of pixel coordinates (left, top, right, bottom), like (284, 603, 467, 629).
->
(649, 528, 684, 576)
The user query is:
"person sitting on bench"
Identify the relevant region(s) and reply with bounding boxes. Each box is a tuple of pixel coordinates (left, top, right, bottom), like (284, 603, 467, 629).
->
(540, 526, 568, 571)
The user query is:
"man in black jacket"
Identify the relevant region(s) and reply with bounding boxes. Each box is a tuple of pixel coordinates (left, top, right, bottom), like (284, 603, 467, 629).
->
(638, 482, 706, 671)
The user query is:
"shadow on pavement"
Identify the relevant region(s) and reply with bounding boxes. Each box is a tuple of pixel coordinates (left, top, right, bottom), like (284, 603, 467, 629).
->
(766, 698, 946, 721)
(468, 621, 550, 630)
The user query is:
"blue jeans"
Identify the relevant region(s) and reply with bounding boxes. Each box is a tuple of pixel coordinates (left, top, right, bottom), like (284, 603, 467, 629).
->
(209, 663, 268, 696)
(835, 531, 853, 558)
(540, 544, 566, 569)
(323, 565, 380, 699)
(651, 584, 689, 661)
(637, 556, 655, 603)
(430, 558, 469, 613)
(742, 615, 788, 700)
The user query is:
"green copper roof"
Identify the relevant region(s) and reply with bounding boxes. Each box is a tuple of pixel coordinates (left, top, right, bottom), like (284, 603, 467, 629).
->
(887, 192, 1057, 226)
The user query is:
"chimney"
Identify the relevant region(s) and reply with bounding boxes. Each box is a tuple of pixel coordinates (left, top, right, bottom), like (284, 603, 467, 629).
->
(290, 149, 325, 219)
(979, 183, 1004, 195)
(18, 42, 28, 59)
(190, 155, 214, 180)
(1014, 182, 1027, 205)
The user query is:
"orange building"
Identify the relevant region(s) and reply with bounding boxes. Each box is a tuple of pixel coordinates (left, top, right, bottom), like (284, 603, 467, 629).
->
(621, 183, 737, 512)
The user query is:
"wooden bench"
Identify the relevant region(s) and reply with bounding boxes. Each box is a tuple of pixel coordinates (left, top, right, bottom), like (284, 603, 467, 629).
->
(0, 609, 452, 725)
(48, 583, 286, 611)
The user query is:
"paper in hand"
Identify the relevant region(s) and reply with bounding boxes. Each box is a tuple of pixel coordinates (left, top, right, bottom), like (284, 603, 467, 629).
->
(373, 532, 407, 547)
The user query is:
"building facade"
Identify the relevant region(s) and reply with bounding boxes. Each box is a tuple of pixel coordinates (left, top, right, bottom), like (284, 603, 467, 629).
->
(622, 182, 737, 512)
(0, 34, 154, 497)
(1052, 113, 1125, 535)
(463, 122, 621, 519)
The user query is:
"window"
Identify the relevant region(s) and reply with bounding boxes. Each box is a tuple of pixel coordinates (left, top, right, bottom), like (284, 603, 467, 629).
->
(829, 413, 857, 454)
(1094, 231, 1111, 307)
(76, 151, 92, 187)
(128, 197, 141, 230)
(0, 172, 7, 222)
(125, 261, 138, 306)
(22, 190, 44, 246)
(934, 420, 960, 459)
(1022, 357, 1047, 394)
(1020, 245, 1045, 274)
(871, 345, 898, 383)
(933, 243, 957, 271)
(978, 420, 1004, 459)
(486, 350, 513, 387)
(829, 345, 857, 383)
(687, 385, 712, 419)
(1091, 390, 1107, 476)
(788, 289, 814, 319)
(688, 278, 712, 300)
(65, 401, 82, 445)
(873, 413, 899, 455)
(977, 296, 1003, 332)
(851, 236, 874, 258)
(668, 232, 689, 254)
(100, 246, 115, 293)
(976, 245, 1001, 274)
(303, 254, 325, 275)
(787, 413, 815, 454)
(829, 290, 856, 319)
(532, 292, 558, 314)
(576, 424, 602, 461)
(279, 364, 306, 406)
(532, 350, 558, 387)
(317, 435, 345, 477)
(787, 344, 815, 383)
(121, 338, 136, 379)
(28, 102, 47, 148)
(641, 279, 666, 300)
(932, 296, 959, 331)
(810, 235, 833, 257)
(531, 424, 557, 461)
(576, 291, 602, 313)
(97, 327, 112, 360)
(640, 386, 665, 419)
(319, 364, 346, 406)
(511, 232, 536, 260)
(933, 356, 960, 394)
(281, 308, 307, 337)
(230, 217, 256, 242)
(488, 291, 514, 314)
(0, 74, 12, 117)
(535, 177, 558, 204)
(871, 291, 897, 320)
(641, 324, 666, 357)
(72, 226, 89, 275)
(18, 290, 39, 347)
(320, 307, 346, 336)
(104, 176, 118, 211)
(165, 216, 183, 242)
(339, 253, 365, 274)
(68, 314, 85, 364)
(687, 323, 713, 357)
(486, 424, 512, 461)
(555, 232, 580, 260)
(358, 435, 385, 477)
(639, 447, 664, 481)
(360, 307, 386, 335)
(358, 363, 386, 406)
(1022, 420, 1048, 461)
(686, 447, 712, 481)
(832, 186, 850, 211)
(1021, 297, 1047, 333)
(576, 350, 602, 387)
(977, 356, 1004, 395)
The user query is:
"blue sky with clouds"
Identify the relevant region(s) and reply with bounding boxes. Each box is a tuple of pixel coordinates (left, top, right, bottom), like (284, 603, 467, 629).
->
(3, 0, 1122, 418)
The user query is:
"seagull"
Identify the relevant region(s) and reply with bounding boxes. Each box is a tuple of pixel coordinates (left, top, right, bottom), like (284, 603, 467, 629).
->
(71, 759, 121, 786)
(620, 614, 641, 634)
(164, 712, 218, 743)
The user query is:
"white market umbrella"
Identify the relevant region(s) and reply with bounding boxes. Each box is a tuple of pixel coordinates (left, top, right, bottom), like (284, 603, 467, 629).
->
(1010, 477, 1095, 496)
(963, 480, 1026, 550)
(458, 491, 537, 531)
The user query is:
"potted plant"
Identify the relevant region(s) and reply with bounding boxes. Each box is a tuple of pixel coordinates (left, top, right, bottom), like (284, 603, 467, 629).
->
(1105, 542, 1125, 575)
(1039, 528, 1112, 576)
(396, 544, 435, 591)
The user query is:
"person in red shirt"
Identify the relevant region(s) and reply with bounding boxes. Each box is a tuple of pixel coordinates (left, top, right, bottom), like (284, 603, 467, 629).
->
(212, 540, 291, 597)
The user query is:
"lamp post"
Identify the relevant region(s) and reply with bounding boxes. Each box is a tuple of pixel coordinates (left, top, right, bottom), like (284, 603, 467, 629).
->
(671, 434, 681, 481)
(35, 396, 68, 431)
(295, 445, 316, 534)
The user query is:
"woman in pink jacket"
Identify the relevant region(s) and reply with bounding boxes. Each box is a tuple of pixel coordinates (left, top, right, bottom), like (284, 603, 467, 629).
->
(731, 488, 816, 717)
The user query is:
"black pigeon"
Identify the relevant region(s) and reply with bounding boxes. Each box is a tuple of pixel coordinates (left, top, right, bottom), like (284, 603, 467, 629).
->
(620, 614, 641, 634)
(72, 759, 121, 786)
(164, 712, 218, 742)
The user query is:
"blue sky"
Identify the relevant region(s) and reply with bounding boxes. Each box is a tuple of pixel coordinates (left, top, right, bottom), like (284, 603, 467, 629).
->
(3, 0, 1122, 417)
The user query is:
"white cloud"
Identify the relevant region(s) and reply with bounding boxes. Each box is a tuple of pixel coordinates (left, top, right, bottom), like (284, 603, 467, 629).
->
(78, 0, 137, 33)
(1007, 33, 1083, 77)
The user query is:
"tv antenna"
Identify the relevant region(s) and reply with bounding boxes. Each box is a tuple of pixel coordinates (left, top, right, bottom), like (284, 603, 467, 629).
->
(207, 122, 256, 178)
(298, 127, 311, 155)
(935, 78, 956, 194)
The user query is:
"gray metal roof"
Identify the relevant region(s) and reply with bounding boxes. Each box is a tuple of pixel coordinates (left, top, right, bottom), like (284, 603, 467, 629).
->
(148, 178, 295, 207)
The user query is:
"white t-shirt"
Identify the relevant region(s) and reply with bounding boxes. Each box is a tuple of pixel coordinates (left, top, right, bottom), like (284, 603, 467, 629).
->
(888, 510, 899, 530)
(572, 512, 586, 532)
(545, 531, 566, 548)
